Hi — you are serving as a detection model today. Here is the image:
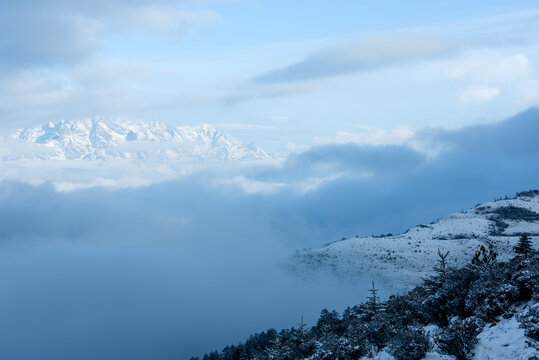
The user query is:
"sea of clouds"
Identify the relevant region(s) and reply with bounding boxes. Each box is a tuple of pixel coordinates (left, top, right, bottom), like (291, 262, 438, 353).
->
(0, 108, 538, 359)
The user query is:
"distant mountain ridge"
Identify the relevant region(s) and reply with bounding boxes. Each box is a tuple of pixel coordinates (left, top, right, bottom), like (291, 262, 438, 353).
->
(7, 117, 273, 161)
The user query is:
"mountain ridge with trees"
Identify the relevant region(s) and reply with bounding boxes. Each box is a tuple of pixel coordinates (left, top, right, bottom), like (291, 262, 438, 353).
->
(194, 191, 539, 360)
(194, 238, 537, 360)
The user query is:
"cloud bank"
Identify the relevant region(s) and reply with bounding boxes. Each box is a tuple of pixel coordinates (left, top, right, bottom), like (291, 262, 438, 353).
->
(251, 10, 539, 86)
(0, 0, 214, 69)
(254, 32, 456, 83)
(0, 108, 538, 359)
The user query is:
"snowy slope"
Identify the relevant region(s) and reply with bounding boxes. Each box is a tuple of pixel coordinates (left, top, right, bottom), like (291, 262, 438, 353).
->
(291, 191, 539, 290)
(473, 308, 538, 360)
(6, 117, 273, 161)
(357, 304, 539, 360)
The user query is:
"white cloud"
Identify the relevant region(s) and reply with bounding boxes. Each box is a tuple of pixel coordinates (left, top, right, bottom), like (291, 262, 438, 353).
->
(449, 52, 531, 83)
(286, 142, 310, 152)
(0, 71, 76, 110)
(0, 1, 221, 69)
(211, 122, 278, 131)
(515, 78, 539, 104)
(220, 172, 354, 195)
(447, 51, 539, 108)
(296, 173, 350, 193)
(127, 6, 222, 34)
(226, 176, 285, 194)
(313, 126, 415, 146)
(459, 85, 500, 103)
(128, 5, 181, 33)
(494, 53, 530, 83)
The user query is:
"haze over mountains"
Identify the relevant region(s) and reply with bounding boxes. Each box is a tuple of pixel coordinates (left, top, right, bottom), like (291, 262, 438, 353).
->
(0, 107, 538, 194)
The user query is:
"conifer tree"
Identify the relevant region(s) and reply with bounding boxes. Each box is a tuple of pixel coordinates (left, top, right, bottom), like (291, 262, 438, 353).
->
(424, 249, 455, 291)
(514, 233, 532, 258)
(266, 337, 282, 360)
(367, 281, 381, 314)
(296, 316, 307, 337)
(433, 249, 454, 279)
(288, 316, 315, 359)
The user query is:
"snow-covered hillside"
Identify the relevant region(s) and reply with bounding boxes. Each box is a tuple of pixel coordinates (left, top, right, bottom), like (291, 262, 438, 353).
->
(291, 190, 539, 290)
(358, 303, 539, 360)
(472, 306, 538, 360)
(198, 245, 539, 360)
(361, 306, 539, 360)
(5, 117, 273, 161)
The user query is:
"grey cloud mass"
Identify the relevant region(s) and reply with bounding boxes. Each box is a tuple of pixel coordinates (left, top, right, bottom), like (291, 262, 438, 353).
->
(0, 6, 102, 68)
(0, 0, 189, 68)
(252, 10, 539, 85)
(254, 32, 457, 83)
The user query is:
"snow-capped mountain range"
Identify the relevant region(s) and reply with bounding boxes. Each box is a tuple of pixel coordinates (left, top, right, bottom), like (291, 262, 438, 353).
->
(291, 190, 539, 291)
(6, 117, 273, 161)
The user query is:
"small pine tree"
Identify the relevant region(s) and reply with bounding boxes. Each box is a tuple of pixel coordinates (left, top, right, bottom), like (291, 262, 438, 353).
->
(296, 316, 307, 337)
(289, 317, 315, 359)
(367, 281, 381, 314)
(471, 244, 497, 266)
(514, 233, 532, 258)
(424, 249, 456, 291)
(433, 249, 455, 279)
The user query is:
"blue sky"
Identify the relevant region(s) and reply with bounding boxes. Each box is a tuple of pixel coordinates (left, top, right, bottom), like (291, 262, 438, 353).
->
(1, 0, 539, 151)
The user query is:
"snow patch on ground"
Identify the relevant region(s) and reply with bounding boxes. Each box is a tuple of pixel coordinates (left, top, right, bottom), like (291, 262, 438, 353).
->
(424, 353, 455, 359)
(359, 349, 395, 360)
(472, 310, 538, 360)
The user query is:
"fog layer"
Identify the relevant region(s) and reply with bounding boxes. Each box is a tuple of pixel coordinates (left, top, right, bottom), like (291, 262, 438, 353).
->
(0, 108, 538, 359)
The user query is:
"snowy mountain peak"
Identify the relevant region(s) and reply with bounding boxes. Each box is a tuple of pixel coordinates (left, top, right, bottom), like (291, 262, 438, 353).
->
(8, 117, 273, 161)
